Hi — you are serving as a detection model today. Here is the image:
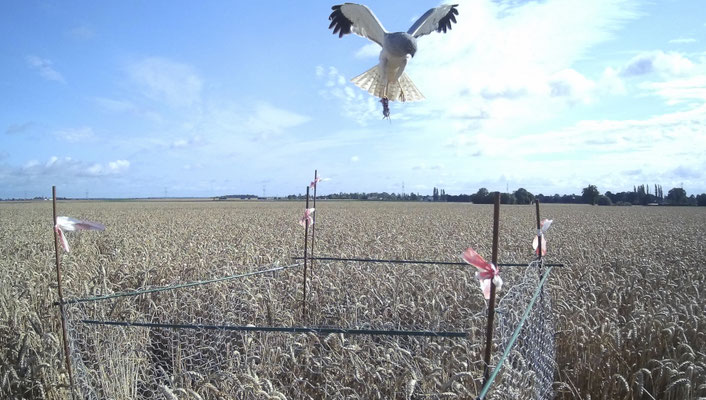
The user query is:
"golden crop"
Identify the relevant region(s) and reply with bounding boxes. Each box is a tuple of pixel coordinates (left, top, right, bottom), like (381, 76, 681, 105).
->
(0, 200, 704, 399)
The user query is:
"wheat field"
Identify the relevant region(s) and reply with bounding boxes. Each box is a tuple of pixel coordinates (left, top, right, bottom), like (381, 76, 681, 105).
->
(1, 200, 704, 399)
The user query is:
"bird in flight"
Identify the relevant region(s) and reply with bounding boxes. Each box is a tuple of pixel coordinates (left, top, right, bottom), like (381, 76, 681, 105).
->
(329, 3, 459, 118)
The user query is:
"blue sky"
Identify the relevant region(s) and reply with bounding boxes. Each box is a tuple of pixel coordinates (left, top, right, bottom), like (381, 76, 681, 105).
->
(1, 0, 704, 198)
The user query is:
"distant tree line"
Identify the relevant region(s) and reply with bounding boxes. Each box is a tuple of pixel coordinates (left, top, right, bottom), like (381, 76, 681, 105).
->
(435, 184, 704, 206)
(286, 192, 424, 201)
(213, 194, 259, 200)
(276, 184, 706, 206)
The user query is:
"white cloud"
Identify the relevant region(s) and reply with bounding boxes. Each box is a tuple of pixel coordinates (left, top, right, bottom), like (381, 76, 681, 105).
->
(355, 43, 381, 59)
(5, 122, 33, 135)
(548, 69, 596, 104)
(184, 163, 204, 170)
(54, 126, 95, 142)
(87, 160, 130, 176)
(351, 155, 359, 162)
(610, 50, 706, 105)
(599, 67, 627, 95)
(316, 66, 379, 124)
(25, 55, 65, 83)
(15, 156, 130, 180)
(170, 136, 203, 149)
(640, 76, 706, 105)
(409, 0, 638, 118)
(668, 37, 697, 44)
(94, 97, 163, 122)
(245, 103, 310, 137)
(46, 156, 59, 167)
(619, 51, 695, 77)
(108, 160, 130, 172)
(68, 25, 95, 40)
(324, 0, 640, 128)
(443, 104, 706, 192)
(128, 57, 202, 108)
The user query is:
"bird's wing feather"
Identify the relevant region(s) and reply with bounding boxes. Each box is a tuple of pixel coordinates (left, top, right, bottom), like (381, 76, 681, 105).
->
(329, 3, 386, 46)
(407, 4, 459, 38)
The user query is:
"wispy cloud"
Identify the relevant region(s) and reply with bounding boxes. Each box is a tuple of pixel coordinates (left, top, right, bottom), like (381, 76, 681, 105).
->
(2, 156, 131, 193)
(94, 97, 163, 122)
(442, 104, 706, 192)
(86, 159, 130, 176)
(5, 122, 33, 135)
(54, 126, 95, 142)
(619, 51, 694, 77)
(245, 103, 311, 137)
(355, 43, 380, 59)
(128, 57, 202, 108)
(640, 76, 706, 105)
(324, 0, 641, 128)
(37, 156, 130, 176)
(668, 37, 697, 44)
(170, 135, 204, 149)
(26, 55, 65, 83)
(205, 101, 310, 140)
(316, 65, 379, 124)
(614, 50, 706, 105)
(68, 25, 95, 40)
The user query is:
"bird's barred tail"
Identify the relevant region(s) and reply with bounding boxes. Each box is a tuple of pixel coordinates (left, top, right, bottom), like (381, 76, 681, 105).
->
(351, 66, 425, 102)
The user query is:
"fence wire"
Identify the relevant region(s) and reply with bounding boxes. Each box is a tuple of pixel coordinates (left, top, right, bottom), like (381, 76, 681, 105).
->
(485, 260, 556, 400)
(62, 259, 556, 399)
(62, 260, 489, 399)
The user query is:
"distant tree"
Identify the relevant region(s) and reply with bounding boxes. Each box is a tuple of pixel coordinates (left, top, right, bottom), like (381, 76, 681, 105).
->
(500, 192, 515, 204)
(472, 188, 492, 204)
(581, 185, 600, 205)
(433, 187, 439, 201)
(513, 188, 534, 204)
(597, 195, 612, 206)
(666, 187, 687, 205)
(697, 193, 706, 206)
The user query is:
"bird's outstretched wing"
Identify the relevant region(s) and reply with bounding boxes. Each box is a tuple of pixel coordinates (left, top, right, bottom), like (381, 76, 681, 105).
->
(407, 4, 459, 38)
(329, 3, 387, 46)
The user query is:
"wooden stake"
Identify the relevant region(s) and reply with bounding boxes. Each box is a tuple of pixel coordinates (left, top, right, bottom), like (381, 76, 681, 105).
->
(52, 186, 77, 400)
(535, 200, 543, 261)
(302, 186, 310, 322)
(311, 170, 317, 278)
(482, 192, 501, 384)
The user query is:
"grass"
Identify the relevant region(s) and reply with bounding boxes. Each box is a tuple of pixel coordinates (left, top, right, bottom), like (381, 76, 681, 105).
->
(0, 200, 704, 399)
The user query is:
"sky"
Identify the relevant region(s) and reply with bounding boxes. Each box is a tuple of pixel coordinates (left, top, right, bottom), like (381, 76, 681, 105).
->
(1, 0, 705, 198)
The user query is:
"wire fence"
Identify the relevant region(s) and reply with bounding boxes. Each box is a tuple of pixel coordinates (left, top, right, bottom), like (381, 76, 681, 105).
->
(60, 255, 557, 399)
(482, 260, 556, 399)
(61, 259, 484, 399)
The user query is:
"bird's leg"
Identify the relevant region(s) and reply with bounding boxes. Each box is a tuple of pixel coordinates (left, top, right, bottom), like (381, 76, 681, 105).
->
(380, 82, 391, 119)
(380, 97, 390, 119)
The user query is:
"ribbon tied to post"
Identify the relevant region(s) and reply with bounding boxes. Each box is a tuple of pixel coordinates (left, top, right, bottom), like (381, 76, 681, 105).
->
(461, 247, 502, 300)
(299, 208, 315, 227)
(54, 216, 105, 252)
(532, 218, 553, 256)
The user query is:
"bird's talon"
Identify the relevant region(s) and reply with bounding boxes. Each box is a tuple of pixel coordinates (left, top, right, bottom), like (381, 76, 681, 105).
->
(381, 98, 390, 119)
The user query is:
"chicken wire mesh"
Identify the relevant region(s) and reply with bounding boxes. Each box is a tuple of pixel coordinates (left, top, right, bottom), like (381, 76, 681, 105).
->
(60, 256, 557, 399)
(485, 260, 556, 400)
(61, 260, 494, 399)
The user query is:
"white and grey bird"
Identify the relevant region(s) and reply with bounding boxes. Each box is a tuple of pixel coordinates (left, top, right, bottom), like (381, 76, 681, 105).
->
(329, 3, 459, 115)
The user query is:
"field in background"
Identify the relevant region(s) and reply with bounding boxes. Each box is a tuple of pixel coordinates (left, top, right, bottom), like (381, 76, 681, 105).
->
(1, 201, 704, 399)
